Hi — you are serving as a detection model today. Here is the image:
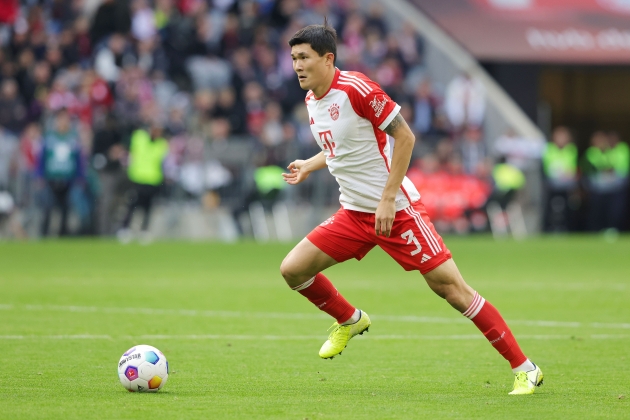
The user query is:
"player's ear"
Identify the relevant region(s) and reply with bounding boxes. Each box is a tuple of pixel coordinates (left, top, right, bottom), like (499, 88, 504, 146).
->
(326, 52, 335, 66)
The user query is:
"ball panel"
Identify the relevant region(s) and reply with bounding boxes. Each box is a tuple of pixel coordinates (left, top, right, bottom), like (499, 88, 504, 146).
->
(131, 378, 149, 392)
(138, 362, 156, 380)
(148, 376, 162, 389)
(124, 366, 139, 381)
(152, 358, 168, 377)
(123, 346, 137, 356)
(145, 351, 159, 365)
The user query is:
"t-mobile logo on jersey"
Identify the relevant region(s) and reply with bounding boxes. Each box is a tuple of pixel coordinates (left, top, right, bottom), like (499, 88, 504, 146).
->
(318, 130, 336, 157)
(369, 95, 388, 118)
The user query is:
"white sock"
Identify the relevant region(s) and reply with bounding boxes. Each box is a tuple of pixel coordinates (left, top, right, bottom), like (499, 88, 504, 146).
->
(512, 359, 536, 373)
(341, 309, 361, 325)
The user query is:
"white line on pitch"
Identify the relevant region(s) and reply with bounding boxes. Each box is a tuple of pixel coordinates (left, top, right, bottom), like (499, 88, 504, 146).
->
(1, 303, 629, 330)
(0, 334, 628, 341)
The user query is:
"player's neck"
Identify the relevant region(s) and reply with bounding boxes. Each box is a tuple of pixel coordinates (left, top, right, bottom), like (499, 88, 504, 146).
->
(312, 67, 337, 99)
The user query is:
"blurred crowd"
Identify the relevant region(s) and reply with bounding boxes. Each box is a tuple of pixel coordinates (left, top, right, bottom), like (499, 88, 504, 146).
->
(0, 0, 626, 240)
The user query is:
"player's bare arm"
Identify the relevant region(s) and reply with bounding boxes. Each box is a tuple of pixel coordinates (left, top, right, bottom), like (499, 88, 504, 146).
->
(375, 112, 416, 237)
(282, 151, 327, 185)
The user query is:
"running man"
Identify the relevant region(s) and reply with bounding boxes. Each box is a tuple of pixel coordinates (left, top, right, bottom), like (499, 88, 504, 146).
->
(280, 22, 543, 395)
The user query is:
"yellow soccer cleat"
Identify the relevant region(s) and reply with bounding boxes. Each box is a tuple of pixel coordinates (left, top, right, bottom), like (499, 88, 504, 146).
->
(319, 311, 371, 359)
(508, 364, 544, 395)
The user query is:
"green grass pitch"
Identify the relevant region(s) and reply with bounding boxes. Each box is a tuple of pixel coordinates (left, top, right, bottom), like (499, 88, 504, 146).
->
(0, 236, 629, 419)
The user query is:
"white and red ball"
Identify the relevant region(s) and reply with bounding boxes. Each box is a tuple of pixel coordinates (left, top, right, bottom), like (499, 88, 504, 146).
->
(118, 344, 169, 392)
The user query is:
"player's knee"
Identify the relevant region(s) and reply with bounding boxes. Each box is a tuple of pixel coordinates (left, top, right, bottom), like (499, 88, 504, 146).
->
(279, 256, 299, 285)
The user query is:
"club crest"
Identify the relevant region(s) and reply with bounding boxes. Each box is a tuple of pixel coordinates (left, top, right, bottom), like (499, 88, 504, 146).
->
(328, 103, 340, 121)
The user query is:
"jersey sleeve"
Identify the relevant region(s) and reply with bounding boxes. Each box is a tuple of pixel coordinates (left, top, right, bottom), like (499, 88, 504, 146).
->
(340, 71, 401, 131)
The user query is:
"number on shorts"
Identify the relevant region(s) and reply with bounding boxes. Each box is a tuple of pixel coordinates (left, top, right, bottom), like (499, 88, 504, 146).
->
(401, 229, 422, 256)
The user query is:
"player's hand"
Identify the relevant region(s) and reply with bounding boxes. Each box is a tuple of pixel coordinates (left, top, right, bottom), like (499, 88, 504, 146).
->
(282, 160, 310, 185)
(375, 198, 396, 237)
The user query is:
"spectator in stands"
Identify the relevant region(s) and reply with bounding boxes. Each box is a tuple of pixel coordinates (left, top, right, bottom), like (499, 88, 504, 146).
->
(243, 81, 266, 138)
(457, 125, 487, 175)
(37, 109, 84, 237)
(131, 0, 157, 42)
(16, 122, 41, 184)
(22, 61, 52, 122)
(214, 87, 246, 135)
(442, 155, 474, 233)
(396, 23, 424, 70)
(15, 122, 42, 233)
(0, 79, 27, 134)
(407, 153, 448, 231)
(94, 33, 131, 84)
(0, 125, 18, 192)
(92, 112, 125, 235)
(542, 126, 578, 233)
(89, 0, 131, 48)
(411, 79, 440, 137)
(444, 71, 486, 132)
(0, 130, 18, 236)
(117, 121, 169, 243)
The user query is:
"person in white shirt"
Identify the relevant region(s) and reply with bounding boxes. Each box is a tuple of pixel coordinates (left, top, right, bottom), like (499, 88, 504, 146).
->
(444, 72, 486, 131)
(279, 21, 542, 395)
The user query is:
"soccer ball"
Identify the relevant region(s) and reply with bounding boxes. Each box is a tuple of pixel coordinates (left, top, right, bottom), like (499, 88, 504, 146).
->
(118, 344, 169, 392)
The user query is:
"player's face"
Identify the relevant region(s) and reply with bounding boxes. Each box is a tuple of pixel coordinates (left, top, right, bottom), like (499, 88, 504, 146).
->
(291, 43, 331, 91)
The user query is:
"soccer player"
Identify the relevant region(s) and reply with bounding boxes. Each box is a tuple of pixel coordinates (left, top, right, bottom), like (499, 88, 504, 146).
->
(280, 22, 543, 395)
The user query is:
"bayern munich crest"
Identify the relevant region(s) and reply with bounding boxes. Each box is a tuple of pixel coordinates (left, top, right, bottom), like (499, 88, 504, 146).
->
(328, 103, 340, 120)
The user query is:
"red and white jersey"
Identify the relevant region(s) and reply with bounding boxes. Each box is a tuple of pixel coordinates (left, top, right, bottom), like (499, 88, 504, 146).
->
(305, 68, 421, 212)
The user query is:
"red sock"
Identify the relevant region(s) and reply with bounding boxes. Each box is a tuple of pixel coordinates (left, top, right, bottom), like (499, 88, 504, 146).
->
(463, 292, 527, 369)
(292, 273, 356, 324)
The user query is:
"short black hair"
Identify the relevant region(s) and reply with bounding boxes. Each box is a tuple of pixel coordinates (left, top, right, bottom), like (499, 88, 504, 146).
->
(288, 18, 337, 64)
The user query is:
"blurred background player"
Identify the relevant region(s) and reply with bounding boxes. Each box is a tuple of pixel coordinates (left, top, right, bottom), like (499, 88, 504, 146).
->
(279, 22, 543, 395)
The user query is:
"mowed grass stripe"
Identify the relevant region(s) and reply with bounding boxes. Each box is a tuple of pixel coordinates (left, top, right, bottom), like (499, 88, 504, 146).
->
(2, 303, 629, 330)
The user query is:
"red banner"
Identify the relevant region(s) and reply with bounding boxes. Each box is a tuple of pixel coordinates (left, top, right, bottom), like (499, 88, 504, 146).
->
(414, 0, 630, 63)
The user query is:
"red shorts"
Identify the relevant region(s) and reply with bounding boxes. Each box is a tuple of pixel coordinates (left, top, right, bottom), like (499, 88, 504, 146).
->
(307, 201, 452, 274)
